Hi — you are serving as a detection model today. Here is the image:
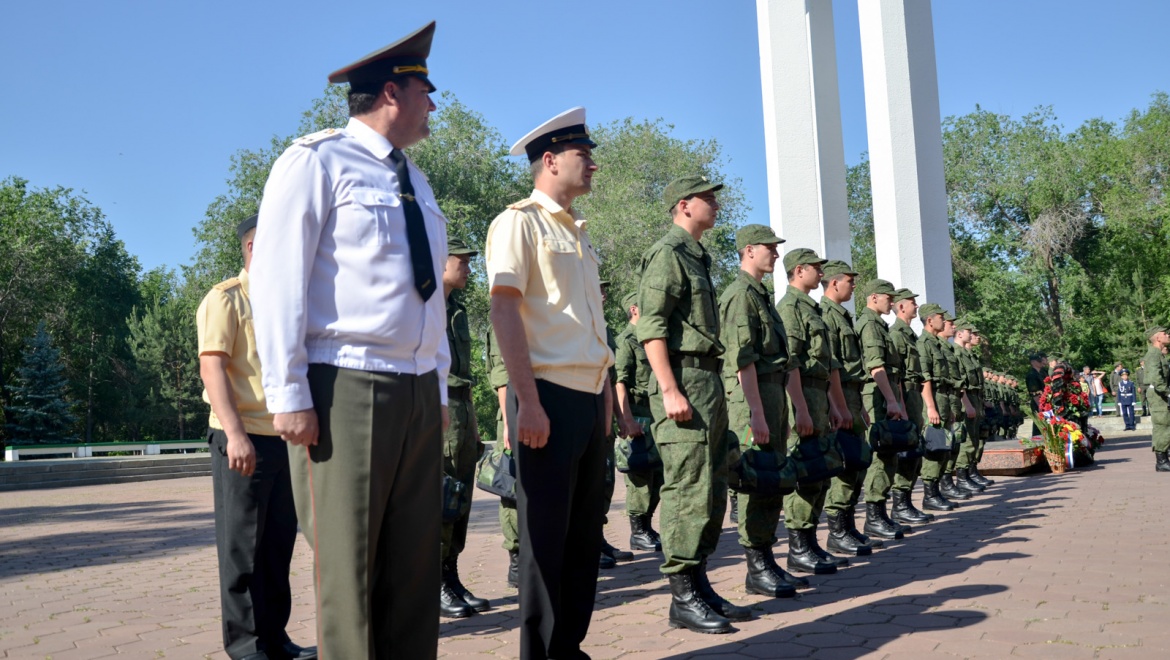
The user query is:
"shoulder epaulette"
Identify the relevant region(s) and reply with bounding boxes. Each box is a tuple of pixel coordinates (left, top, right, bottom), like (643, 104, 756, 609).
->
(507, 198, 540, 211)
(212, 277, 242, 292)
(293, 128, 344, 147)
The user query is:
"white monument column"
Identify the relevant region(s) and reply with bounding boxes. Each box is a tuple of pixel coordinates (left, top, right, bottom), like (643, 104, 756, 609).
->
(756, 0, 852, 288)
(858, 0, 955, 313)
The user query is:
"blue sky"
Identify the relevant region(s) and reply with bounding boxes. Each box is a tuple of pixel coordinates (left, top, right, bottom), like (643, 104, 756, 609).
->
(2, 0, 1167, 274)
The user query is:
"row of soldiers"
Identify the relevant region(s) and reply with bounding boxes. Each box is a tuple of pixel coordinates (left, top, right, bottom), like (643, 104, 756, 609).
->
(438, 176, 1020, 633)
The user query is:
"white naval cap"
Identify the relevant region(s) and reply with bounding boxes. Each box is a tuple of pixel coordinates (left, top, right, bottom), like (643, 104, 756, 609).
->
(509, 106, 598, 162)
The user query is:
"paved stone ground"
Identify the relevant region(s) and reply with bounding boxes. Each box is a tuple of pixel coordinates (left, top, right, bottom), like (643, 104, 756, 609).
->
(2, 413, 1167, 659)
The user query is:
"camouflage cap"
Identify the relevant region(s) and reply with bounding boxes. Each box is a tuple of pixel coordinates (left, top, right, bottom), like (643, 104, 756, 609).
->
(918, 302, 945, 321)
(600, 279, 611, 288)
(782, 247, 827, 272)
(943, 310, 956, 322)
(735, 223, 785, 251)
(1146, 325, 1168, 340)
(447, 236, 478, 257)
(892, 287, 918, 303)
(663, 175, 723, 210)
(622, 291, 639, 310)
(860, 278, 896, 298)
(954, 318, 974, 332)
(821, 260, 858, 279)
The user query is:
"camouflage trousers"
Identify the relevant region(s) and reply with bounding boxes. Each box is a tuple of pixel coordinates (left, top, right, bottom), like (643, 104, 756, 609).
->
(952, 393, 981, 471)
(783, 375, 831, 530)
(893, 386, 925, 492)
(728, 379, 788, 548)
(652, 366, 729, 574)
(823, 383, 867, 516)
(919, 390, 955, 482)
(441, 394, 480, 563)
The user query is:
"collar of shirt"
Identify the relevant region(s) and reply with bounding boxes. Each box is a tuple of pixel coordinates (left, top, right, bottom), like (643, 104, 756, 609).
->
(737, 269, 768, 296)
(667, 224, 706, 259)
(859, 306, 887, 328)
(786, 284, 819, 311)
(893, 317, 916, 337)
(238, 268, 251, 298)
(820, 296, 852, 323)
(345, 116, 396, 160)
(529, 189, 586, 228)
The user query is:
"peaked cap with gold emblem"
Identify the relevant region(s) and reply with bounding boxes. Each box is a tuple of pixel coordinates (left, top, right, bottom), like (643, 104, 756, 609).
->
(328, 21, 437, 92)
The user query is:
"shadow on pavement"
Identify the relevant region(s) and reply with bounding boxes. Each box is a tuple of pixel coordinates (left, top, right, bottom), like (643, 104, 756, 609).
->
(0, 500, 213, 579)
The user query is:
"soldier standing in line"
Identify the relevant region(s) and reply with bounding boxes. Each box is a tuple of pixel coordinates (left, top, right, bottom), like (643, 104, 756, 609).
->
(916, 304, 957, 512)
(888, 288, 934, 526)
(198, 215, 316, 660)
(1141, 326, 1170, 472)
(718, 224, 804, 600)
(598, 281, 636, 569)
(639, 175, 749, 633)
(938, 313, 974, 503)
(615, 291, 664, 553)
(856, 279, 911, 540)
(818, 261, 880, 558)
(484, 327, 520, 588)
(776, 248, 849, 576)
(952, 323, 989, 492)
(439, 238, 490, 619)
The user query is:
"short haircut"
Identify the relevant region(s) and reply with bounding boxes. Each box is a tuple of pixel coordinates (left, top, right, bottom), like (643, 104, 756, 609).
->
(347, 75, 413, 116)
(240, 228, 256, 258)
(821, 273, 851, 288)
(530, 142, 572, 177)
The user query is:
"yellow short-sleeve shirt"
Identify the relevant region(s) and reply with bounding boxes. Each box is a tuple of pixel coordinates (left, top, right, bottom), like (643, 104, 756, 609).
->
(196, 269, 276, 435)
(485, 189, 614, 395)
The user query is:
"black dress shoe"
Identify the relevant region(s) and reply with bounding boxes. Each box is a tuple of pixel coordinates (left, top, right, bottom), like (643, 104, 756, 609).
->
(276, 642, 317, 660)
(238, 654, 271, 660)
(601, 539, 633, 562)
(599, 552, 616, 569)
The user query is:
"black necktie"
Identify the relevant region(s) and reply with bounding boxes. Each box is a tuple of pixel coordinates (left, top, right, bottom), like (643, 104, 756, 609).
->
(389, 148, 436, 302)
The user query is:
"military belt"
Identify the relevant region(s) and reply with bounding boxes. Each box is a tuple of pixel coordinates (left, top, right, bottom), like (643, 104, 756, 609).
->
(756, 371, 787, 385)
(670, 354, 722, 373)
(801, 373, 830, 388)
(447, 384, 472, 400)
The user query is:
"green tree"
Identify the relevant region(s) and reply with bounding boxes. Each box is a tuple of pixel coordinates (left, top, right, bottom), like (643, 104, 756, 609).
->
(126, 269, 202, 440)
(4, 323, 76, 444)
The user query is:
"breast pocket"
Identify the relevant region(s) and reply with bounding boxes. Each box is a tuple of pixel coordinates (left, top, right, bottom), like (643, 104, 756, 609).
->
(350, 187, 401, 247)
(688, 275, 718, 335)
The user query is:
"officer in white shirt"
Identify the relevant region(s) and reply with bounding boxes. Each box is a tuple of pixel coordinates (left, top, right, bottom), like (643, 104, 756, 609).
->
(251, 21, 448, 660)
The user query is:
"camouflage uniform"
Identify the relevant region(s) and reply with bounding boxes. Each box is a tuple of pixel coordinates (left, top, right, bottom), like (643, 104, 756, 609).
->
(891, 317, 924, 494)
(819, 297, 867, 516)
(637, 225, 729, 575)
(857, 307, 903, 503)
(484, 328, 518, 555)
(1142, 342, 1170, 455)
(952, 343, 983, 472)
(718, 269, 793, 549)
(441, 291, 481, 564)
(917, 331, 955, 482)
(615, 321, 664, 519)
(775, 285, 837, 531)
(941, 341, 967, 476)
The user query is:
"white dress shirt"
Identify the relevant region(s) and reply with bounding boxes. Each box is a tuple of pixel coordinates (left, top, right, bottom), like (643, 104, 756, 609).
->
(251, 117, 450, 414)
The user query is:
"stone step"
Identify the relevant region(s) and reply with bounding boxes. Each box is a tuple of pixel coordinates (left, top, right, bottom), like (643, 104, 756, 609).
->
(0, 454, 211, 491)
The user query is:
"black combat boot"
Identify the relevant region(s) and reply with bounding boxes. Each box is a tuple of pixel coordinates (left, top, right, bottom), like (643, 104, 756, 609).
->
(507, 550, 519, 588)
(940, 474, 971, 500)
(921, 480, 956, 511)
(786, 528, 837, 575)
(443, 558, 489, 612)
(827, 510, 872, 556)
(891, 489, 934, 524)
(955, 468, 985, 493)
(863, 501, 904, 540)
(667, 570, 732, 634)
(845, 505, 883, 549)
(807, 523, 850, 566)
(629, 514, 661, 551)
(601, 538, 633, 562)
(695, 558, 752, 621)
(439, 581, 474, 619)
(768, 545, 811, 588)
(1157, 451, 1170, 472)
(743, 546, 796, 598)
(969, 465, 995, 487)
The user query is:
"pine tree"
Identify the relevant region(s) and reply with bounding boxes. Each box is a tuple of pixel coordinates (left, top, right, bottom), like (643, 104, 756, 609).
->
(4, 323, 76, 444)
